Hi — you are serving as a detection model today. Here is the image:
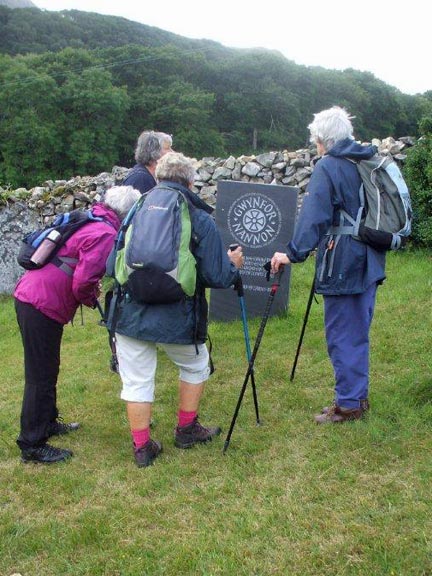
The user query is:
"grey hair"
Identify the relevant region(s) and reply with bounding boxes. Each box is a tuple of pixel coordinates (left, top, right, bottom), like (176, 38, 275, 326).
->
(308, 106, 355, 152)
(155, 152, 196, 188)
(104, 185, 141, 220)
(134, 130, 172, 165)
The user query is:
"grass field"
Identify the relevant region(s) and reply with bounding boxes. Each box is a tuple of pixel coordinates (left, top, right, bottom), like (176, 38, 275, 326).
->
(0, 250, 431, 576)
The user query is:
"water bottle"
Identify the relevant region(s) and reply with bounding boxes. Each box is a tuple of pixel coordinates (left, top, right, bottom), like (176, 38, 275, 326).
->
(30, 229, 61, 266)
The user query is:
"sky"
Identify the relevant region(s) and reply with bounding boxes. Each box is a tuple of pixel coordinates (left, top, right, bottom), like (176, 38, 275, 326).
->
(34, 0, 431, 96)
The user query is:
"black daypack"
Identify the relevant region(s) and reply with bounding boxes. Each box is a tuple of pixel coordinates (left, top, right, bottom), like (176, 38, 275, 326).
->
(18, 209, 106, 274)
(329, 155, 412, 251)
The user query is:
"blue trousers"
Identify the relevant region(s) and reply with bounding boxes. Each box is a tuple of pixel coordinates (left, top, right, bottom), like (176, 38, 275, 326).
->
(323, 283, 377, 409)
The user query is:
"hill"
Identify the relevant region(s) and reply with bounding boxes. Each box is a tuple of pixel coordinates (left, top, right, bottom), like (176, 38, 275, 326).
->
(0, 5, 233, 56)
(0, 0, 36, 7)
(0, 5, 431, 189)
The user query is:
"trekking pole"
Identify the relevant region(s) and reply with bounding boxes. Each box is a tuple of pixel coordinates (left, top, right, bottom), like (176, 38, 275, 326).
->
(290, 275, 316, 382)
(95, 299, 105, 322)
(223, 263, 284, 454)
(229, 244, 260, 425)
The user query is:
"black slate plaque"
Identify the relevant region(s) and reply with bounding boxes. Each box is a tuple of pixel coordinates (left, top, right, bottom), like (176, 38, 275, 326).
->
(210, 181, 298, 321)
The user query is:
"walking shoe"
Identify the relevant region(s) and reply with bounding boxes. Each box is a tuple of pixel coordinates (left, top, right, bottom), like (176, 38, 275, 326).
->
(174, 416, 221, 449)
(134, 439, 162, 468)
(47, 418, 80, 437)
(21, 444, 73, 464)
(321, 398, 370, 414)
(315, 405, 365, 424)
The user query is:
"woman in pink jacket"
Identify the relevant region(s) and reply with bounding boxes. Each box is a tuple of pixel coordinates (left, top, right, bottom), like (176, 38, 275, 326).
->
(14, 185, 140, 464)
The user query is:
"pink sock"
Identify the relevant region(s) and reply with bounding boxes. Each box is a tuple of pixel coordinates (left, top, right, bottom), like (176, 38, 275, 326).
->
(132, 428, 150, 450)
(178, 410, 197, 427)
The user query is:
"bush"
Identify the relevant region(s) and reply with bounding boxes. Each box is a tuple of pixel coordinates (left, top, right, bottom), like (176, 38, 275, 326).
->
(403, 116, 432, 248)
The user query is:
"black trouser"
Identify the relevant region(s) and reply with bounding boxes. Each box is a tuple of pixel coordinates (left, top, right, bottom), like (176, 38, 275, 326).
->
(15, 299, 63, 450)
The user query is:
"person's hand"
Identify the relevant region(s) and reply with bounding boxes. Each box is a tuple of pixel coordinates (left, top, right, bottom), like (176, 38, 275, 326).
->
(228, 246, 244, 269)
(95, 281, 102, 299)
(271, 252, 290, 273)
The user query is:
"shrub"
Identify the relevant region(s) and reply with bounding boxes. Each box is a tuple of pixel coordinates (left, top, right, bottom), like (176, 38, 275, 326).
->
(403, 116, 432, 248)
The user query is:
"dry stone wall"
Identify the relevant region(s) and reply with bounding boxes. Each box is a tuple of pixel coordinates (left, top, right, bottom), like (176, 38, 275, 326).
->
(0, 136, 415, 294)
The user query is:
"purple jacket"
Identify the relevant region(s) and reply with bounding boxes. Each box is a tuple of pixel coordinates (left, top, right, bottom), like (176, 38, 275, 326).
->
(14, 203, 120, 324)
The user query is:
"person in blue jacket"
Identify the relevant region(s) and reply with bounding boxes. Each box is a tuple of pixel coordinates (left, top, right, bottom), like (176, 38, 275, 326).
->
(123, 130, 173, 194)
(110, 152, 244, 467)
(104, 130, 173, 372)
(271, 106, 386, 423)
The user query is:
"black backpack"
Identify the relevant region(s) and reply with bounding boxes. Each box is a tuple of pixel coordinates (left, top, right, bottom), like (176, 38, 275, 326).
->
(18, 209, 106, 274)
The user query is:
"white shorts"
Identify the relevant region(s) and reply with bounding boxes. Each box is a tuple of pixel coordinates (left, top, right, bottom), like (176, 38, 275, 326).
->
(115, 334, 211, 403)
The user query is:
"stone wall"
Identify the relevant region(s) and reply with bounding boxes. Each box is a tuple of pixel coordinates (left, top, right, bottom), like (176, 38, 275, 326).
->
(0, 136, 415, 294)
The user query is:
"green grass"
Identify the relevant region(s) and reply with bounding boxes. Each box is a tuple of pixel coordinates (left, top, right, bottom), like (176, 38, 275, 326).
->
(0, 250, 431, 576)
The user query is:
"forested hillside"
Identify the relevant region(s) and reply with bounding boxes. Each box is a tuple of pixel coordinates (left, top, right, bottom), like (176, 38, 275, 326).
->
(0, 5, 431, 188)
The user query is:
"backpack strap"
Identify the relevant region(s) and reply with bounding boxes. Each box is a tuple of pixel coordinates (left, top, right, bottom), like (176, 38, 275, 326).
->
(50, 213, 114, 276)
(327, 203, 364, 237)
(207, 332, 215, 375)
(326, 155, 366, 241)
(106, 281, 126, 371)
(51, 255, 79, 276)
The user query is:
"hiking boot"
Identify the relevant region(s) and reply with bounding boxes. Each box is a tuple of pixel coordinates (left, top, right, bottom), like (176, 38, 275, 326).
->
(315, 405, 365, 424)
(134, 439, 162, 468)
(321, 398, 370, 414)
(174, 416, 221, 449)
(21, 444, 73, 464)
(47, 418, 80, 437)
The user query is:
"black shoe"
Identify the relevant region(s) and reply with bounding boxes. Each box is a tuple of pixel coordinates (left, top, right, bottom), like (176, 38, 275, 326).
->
(21, 444, 73, 464)
(175, 416, 221, 449)
(134, 439, 162, 468)
(47, 418, 80, 437)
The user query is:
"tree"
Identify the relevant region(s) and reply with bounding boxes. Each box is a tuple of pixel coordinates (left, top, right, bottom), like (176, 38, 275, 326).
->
(0, 55, 62, 187)
(130, 79, 225, 158)
(58, 67, 130, 176)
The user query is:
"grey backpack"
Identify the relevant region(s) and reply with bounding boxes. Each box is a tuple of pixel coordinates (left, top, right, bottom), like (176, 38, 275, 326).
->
(114, 185, 197, 304)
(329, 155, 412, 251)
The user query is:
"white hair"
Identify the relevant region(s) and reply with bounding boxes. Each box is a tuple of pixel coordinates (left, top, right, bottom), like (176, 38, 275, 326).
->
(155, 152, 196, 188)
(104, 185, 140, 219)
(308, 106, 355, 152)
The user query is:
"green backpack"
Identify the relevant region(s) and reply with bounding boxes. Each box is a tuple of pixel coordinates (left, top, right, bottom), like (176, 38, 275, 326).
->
(114, 185, 197, 304)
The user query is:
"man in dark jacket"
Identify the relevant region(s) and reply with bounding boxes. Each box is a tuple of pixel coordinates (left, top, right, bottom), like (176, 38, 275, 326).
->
(123, 130, 172, 194)
(110, 152, 244, 467)
(105, 130, 173, 372)
(271, 106, 386, 424)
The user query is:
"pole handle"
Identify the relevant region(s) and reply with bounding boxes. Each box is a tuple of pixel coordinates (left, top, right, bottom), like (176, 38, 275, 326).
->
(263, 261, 284, 286)
(230, 244, 244, 296)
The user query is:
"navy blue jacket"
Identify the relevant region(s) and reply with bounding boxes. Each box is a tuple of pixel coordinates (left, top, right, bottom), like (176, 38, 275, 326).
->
(112, 181, 239, 344)
(123, 164, 156, 195)
(286, 138, 386, 295)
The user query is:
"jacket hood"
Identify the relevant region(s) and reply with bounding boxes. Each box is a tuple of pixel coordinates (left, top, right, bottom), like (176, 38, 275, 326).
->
(328, 138, 377, 160)
(158, 180, 214, 214)
(92, 202, 121, 230)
